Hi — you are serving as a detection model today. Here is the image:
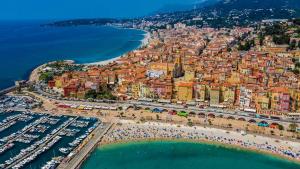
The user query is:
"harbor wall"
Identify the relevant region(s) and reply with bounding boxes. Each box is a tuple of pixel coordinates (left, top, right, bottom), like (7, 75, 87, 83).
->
(0, 86, 17, 96)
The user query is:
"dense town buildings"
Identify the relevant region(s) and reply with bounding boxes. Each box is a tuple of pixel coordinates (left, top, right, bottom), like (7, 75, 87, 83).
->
(45, 22, 300, 117)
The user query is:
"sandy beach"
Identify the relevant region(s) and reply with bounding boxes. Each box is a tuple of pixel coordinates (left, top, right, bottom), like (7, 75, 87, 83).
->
(101, 120, 300, 162)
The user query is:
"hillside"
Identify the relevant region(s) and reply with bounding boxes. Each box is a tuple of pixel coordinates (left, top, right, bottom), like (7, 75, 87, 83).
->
(152, 0, 220, 15)
(145, 0, 300, 28)
(48, 0, 300, 28)
(211, 0, 300, 10)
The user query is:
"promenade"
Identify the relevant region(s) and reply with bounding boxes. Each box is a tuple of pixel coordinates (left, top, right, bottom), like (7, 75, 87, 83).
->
(57, 123, 113, 169)
(26, 89, 300, 125)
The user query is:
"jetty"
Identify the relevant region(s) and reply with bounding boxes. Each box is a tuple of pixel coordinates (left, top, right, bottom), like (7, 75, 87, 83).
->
(0, 80, 28, 96)
(57, 123, 113, 169)
(0, 86, 17, 96)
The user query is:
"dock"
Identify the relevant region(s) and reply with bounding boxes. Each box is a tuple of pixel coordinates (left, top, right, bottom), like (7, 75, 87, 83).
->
(57, 123, 113, 169)
(0, 86, 17, 96)
(6, 117, 79, 169)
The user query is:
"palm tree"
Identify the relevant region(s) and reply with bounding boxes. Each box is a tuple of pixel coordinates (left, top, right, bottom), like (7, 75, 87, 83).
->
(156, 114, 160, 120)
(278, 124, 284, 131)
(140, 117, 145, 122)
(187, 119, 193, 127)
(245, 124, 249, 131)
(208, 119, 212, 125)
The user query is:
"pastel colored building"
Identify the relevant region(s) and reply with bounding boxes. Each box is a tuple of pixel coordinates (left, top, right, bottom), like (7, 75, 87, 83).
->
(270, 88, 290, 112)
(256, 95, 270, 110)
(239, 87, 252, 109)
(176, 82, 194, 101)
(210, 88, 220, 105)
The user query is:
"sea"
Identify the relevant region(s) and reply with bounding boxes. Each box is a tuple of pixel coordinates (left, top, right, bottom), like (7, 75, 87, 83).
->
(0, 20, 145, 90)
(82, 141, 300, 169)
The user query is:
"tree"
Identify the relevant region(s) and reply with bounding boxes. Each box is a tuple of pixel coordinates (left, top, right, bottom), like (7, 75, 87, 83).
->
(39, 72, 54, 83)
(293, 69, 300, 75)
(293, 18, 300, 25)
(187, 119, 193, 127)
(258, 33, 264, 46)
(278, 124, 284, 131)
(156, 114, 160, 120)
(238, 39, 255, 51)
(208, 119, 212, 125)
(85, 89, 116, 100)
(289, 39, 297, 50)
(27, 85, 35, 92)
(85, 90, 97, 99)
(289, 123, 298, 132)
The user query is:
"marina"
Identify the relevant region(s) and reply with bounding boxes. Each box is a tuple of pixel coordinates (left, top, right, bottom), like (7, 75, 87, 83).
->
(0, 111, 101, 169)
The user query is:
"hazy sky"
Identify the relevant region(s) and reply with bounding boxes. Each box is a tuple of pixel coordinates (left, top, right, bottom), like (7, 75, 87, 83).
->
(0, 0, 200, 20)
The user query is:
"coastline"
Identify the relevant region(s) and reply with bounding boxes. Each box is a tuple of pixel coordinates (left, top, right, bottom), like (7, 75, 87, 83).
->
(25, 25, 148, 84)
(29, 60, 74, 83)
(86, 29, 151, 66)
(28, 28, 150, 82)
(98, 120, 300, 163)
(22, 24, 300, 167)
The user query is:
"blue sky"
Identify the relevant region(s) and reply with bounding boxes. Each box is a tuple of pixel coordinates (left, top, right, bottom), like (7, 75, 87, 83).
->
(0, 0, 200, 20)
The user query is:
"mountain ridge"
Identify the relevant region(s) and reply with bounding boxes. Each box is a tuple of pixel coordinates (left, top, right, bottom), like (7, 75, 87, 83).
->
(48, 0, 300, 28)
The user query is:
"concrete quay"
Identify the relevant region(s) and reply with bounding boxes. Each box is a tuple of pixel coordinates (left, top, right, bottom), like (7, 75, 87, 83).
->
(57, 123, 113, 169)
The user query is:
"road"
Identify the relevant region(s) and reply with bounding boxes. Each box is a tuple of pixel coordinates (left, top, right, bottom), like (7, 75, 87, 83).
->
(24, 90, 300, 127)
(56, 99, 299, 127)
(34, 87, 300, 120)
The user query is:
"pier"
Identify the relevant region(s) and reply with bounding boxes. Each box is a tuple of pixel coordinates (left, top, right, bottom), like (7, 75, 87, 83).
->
(0, 114, 21, 128)
(57, 123, 113, 169)
(0, 80, 28, 96)
(6, 116, 79, 169)
(0, 86, 17, 96)
(0, 115, 41, 151)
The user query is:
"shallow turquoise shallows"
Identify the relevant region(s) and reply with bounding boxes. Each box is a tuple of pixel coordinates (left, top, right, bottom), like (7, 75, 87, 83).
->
(81, 141, 300, 169)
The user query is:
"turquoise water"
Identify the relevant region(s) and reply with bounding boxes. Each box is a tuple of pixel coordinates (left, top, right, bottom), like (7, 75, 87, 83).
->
(0, 21, 145, 89)
(82, 141, 300, 169)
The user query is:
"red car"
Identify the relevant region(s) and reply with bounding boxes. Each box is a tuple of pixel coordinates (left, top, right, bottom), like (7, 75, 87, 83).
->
(168, 110, 177, 115)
